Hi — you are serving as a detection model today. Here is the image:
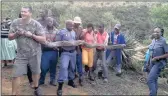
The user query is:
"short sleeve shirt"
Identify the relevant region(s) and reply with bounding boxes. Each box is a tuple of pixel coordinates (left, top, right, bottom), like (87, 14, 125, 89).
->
(149, 37, 168, 65)
(9, 18, 45, 57)
(42, 27, 58, 51)
(56, 28, 76, 51)
(84, 31, 95, 44)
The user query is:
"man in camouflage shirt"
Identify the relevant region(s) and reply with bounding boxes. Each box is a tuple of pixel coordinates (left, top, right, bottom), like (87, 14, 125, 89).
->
(8, 7, 46, 96)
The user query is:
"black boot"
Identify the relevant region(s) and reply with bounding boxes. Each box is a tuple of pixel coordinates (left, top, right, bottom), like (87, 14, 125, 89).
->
(79, 79, 83, 86)
(84, 65, 89, 72)
(88, 71, 94, 81)
(98, 71, 103, 79)
(57, 82, 63, 96)
(4, 63, 7, 66)
(4, 61, 7, 67)
(68, 80, 77, 88)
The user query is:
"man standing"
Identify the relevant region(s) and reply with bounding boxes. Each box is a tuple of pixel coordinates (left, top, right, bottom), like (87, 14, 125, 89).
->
(8, 7, 46, 95)
(93, 24, 109, 82)
(108, 24, 126, 76)
(39, 17, 58, 86)
(56, 20, 77, 96)
(73, 16, 83, 86)
(37, 9, 59, 28)
(147, 27, 168, 96)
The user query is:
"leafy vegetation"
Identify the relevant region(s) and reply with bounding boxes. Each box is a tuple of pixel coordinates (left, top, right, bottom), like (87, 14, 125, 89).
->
(1, 1, 168, 74)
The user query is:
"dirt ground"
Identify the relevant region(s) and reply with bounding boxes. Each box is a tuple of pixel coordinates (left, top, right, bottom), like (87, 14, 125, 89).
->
(2, 64, 168, 95)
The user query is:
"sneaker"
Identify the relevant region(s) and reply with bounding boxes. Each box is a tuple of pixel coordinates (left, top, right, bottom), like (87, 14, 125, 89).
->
(34, 87, 43, 96)
(29, 82, 34, 88)
(57, 90, 62, 96)
(49, 81, 57, 86)
(103, 78, 108, 83)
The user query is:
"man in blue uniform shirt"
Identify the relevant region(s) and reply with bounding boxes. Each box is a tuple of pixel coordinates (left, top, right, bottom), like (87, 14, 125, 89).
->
(56, 20, 77, 96)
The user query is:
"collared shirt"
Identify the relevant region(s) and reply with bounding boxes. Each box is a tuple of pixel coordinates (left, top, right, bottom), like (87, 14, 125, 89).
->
(96, 31, 109, 49)
(56, 28, 76, 51)
(149, 37, 168, 65)
(114, 34, 119, 44)
(42, 27, 58, 51)
(83, 30, 95, 44)
(9, 18, 45, 57)
(82, 29, 96, 49)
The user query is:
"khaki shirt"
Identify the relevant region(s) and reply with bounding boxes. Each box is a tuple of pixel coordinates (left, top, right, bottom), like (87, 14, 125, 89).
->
(9, 18, 45, 57)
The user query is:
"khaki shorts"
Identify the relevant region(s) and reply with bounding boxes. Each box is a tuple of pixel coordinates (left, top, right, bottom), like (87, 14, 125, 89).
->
(12, 52, 41, 77)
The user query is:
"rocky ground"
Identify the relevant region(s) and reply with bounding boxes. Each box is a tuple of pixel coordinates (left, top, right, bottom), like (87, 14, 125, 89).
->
(2, 64, 168, 95)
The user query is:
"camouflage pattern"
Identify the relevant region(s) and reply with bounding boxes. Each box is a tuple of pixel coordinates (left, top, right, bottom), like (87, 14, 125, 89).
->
(9, 18, 45, 57)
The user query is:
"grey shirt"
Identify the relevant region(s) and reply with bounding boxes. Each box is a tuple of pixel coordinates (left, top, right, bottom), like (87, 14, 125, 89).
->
(56, 28, 76, 51)
(9, 18, 45, 57)
(149, 37, 168, 65)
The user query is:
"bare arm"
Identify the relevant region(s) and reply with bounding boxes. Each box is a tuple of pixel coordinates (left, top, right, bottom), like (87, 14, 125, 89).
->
(33, 22, 47, 44)
(8, 32, 18, 40)
(157, 53, 168, 59)
(80, 29, 87, 40)
(104, 33, 109, 45)
(32, 34, 46, 44)
(8, 19, 20, 40)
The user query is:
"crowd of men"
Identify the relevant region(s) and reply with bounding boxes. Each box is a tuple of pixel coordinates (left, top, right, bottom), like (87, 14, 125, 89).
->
(6, 6, 168, 96)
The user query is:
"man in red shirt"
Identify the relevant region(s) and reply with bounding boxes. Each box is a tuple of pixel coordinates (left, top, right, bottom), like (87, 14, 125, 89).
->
(93, 24, 109, 82)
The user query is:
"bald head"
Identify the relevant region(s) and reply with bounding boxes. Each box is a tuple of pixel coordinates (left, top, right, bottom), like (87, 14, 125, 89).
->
(154, 27, 161, 33)
(66, 20, 74, 31)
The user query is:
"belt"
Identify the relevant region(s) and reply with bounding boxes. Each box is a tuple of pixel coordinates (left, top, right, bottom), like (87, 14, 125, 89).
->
(156, 58, 166, 62)
(62, 49, 75, 53)
(96, 48, 105, 51)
